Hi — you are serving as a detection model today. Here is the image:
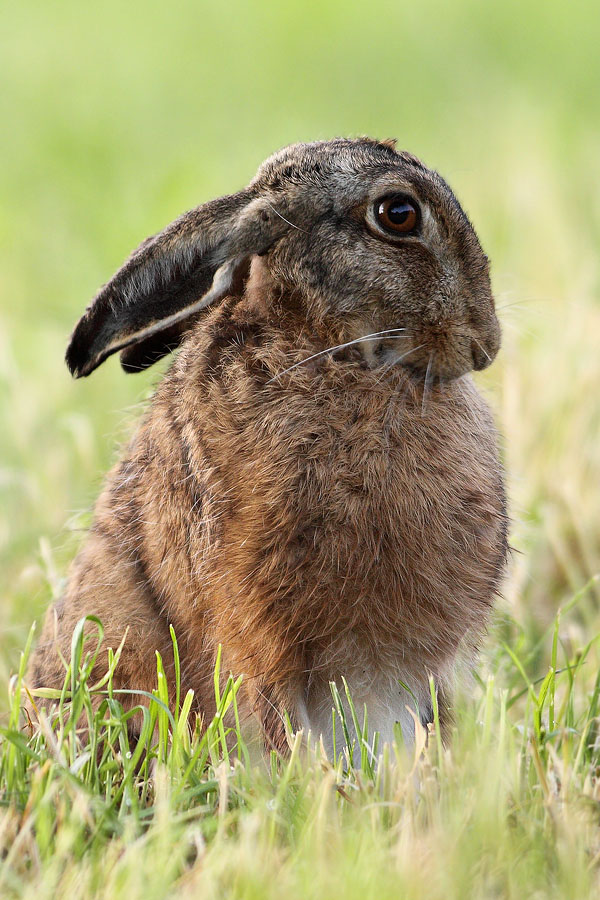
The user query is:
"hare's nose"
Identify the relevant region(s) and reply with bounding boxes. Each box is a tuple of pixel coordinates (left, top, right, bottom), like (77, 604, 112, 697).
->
(470, 314, 501, 370)
(471, 339, 492, 371)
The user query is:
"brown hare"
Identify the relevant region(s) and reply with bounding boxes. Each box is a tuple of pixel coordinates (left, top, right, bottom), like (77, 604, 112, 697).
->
(28, 138, 507, 755)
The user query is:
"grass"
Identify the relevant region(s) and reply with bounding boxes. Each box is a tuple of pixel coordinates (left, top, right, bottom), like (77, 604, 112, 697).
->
(2, 600, 600, 899)
(1, 0, 600, 896)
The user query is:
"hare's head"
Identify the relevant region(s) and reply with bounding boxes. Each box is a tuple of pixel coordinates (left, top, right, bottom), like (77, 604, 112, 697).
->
(67, 138, 500, 381)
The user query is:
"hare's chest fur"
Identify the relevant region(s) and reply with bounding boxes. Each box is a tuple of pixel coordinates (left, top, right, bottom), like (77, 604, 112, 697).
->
(246, 374, 504, 613)
(206, 368, 505, 744)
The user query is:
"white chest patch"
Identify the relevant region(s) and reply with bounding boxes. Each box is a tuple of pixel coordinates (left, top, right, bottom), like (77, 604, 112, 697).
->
(296, 659, 434, 759)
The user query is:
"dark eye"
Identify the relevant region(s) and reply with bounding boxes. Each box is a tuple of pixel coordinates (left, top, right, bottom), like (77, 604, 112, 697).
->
(374, 195, 420, 235)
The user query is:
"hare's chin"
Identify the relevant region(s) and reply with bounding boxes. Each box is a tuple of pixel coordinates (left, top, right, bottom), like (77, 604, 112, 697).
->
(378, 350, 474, 383)
(378, 331, 483, 382)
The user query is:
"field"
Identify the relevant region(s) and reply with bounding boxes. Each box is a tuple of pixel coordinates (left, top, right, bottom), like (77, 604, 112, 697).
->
(1, 0, 600, 896)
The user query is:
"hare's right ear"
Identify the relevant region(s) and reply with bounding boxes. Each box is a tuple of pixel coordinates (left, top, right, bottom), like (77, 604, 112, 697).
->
(66, 190, 287, 377)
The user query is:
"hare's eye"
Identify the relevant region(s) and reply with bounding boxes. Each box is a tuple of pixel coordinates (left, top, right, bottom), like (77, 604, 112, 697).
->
(374, 195, 419, 235)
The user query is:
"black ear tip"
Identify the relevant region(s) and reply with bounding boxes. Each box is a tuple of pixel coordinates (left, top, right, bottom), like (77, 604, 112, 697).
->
(65, 345, 81, 377)
(65, 324, 94, 378)
(65, 339, 83, 377)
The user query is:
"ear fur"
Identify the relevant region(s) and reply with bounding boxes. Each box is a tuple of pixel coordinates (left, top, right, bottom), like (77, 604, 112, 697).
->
(66, 191, 285, 377)
(118, 254, 252, 373)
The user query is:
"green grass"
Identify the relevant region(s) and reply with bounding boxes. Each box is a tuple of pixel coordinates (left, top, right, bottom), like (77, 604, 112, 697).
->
(2, 601, 600, 899)
(1, 0, 600, 896)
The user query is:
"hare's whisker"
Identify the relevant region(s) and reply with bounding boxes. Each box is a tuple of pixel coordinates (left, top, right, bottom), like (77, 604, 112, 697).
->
(471, 336, 492, 363)
(267, 329, 408, 383)
(374, 343, 426, 386)
(500, 319, 535, 338)
(265, 203, 309, 233)
(496, 296, 546, 311)
(421, 353, 435, 417)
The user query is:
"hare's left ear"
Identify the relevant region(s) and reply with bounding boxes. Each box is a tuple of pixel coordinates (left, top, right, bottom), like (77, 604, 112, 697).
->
(66, 190, 286, 377)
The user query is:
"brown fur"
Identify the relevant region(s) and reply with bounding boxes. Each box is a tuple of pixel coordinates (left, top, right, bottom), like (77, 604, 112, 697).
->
(29, 139, 507, 752)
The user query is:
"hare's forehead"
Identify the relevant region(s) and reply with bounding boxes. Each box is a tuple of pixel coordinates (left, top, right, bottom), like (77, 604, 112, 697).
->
(252, 141, 396, 183)
(251, 143, 450, 208)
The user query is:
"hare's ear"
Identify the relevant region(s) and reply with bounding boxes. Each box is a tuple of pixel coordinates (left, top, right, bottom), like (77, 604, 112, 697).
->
(66, 190, 285, 377)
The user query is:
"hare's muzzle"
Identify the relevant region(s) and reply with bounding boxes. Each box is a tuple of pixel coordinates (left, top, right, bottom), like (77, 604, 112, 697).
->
(384, 311, 500, 381)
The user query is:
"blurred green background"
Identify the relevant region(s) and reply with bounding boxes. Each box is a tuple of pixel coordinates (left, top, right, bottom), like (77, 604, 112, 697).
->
(1, 0, 599, 677)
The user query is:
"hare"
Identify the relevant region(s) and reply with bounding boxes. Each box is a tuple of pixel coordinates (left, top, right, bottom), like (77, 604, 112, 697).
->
(28, 138, 507, 754)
